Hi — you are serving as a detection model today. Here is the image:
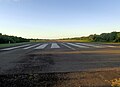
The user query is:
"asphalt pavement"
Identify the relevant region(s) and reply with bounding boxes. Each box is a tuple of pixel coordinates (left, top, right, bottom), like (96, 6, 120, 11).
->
(0, 42, 120, 74)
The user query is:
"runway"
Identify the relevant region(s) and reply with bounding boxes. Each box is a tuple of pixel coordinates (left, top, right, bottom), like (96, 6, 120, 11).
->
(0, 42, 120, 74)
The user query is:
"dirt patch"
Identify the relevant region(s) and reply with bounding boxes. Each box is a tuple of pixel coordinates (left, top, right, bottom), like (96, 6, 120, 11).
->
(7, 54, 56, 74)
(5, 52, 120, 74)
(0, 70, 120, 87)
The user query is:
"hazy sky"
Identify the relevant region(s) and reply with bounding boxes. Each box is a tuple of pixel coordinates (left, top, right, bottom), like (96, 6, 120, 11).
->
(0, 0, 120, 39)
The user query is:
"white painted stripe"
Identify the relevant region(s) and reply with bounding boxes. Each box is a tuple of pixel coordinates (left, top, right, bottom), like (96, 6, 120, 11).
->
(23, 44, 40, 49)
(106, 46, 116, 47)
(34, 44, 48, 49)
(76, 43, 116, 48)
(1, 44, 31, 51)
(101, 45, 116, 48)
(67, 43, 89, 48)
(51, 43, 60, 48)
(76, 43, 102, 48)
(61, 43, 76, 50)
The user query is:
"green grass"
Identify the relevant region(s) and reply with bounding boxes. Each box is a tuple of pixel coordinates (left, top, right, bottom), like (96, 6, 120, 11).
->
(0, 42, 31, 48)
(90, 42, 120, 44)
(30, 40, 51, 42)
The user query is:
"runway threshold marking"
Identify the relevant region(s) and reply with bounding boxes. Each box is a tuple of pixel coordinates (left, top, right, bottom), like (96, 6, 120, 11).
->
(61, 43, 76, 50)
(105, 46, 116, 47)
(1, 44, 31, 51)
(100, 45, 116, 48)
(76, 43, 116, 48)
(23, 44, 40, 49)
(76, 43, 103, 48)
(51, 43, 60, 48)
(34, 44, 48, 49)
(67, 43, 89, 48)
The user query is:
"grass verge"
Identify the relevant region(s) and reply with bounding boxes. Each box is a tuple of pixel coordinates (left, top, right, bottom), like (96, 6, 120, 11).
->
(0, 42, 31, 48)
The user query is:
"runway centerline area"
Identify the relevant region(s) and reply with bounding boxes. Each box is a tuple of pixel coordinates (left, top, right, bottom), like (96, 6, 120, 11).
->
(51, 43, 60, 48)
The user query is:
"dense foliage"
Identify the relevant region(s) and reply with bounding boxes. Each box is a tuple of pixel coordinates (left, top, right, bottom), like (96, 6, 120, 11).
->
(0, 33, 30, 44)
(88, 31, 120, 42)
(61, 31, 120, 42)
(1, 31, 120, 43)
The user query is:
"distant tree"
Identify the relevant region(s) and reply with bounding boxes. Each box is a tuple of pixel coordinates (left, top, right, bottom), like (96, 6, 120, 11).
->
(115, 32, 120, 42)
(0, 33, 29, 44)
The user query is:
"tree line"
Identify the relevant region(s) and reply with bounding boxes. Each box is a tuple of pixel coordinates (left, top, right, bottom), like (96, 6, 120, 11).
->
(61, 31, 120, 42)
(88, 31, 120, 42)
(1, 31, 120, 43)
(0, 33, 30, 44)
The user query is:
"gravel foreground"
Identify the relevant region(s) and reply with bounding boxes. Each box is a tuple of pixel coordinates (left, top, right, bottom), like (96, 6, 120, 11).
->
(0, 69, 120, 87)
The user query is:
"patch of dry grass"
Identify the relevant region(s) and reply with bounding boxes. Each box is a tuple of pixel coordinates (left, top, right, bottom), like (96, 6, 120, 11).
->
(33, 49, 120, 55)
(106, 78, 120, 87)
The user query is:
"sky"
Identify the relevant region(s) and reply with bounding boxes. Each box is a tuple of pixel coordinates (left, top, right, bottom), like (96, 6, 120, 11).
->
(0, 0, 120, 39)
